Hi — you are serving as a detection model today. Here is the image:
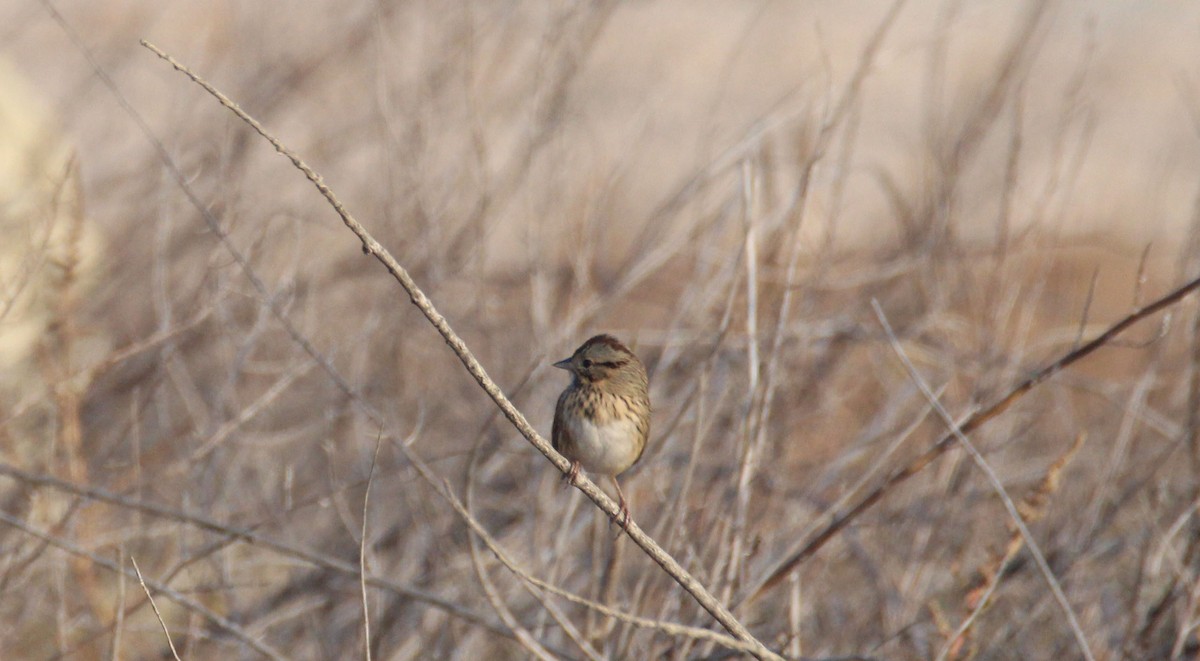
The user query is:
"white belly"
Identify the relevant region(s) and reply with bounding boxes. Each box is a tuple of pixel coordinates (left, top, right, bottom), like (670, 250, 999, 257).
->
(566, 414, 641, 476)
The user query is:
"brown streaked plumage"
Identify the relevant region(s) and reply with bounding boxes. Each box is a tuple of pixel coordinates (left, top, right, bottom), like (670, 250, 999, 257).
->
(552, 334, 650, 528)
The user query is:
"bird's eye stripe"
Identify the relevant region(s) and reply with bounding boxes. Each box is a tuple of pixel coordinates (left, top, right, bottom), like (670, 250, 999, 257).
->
(598, 360, 626, 368)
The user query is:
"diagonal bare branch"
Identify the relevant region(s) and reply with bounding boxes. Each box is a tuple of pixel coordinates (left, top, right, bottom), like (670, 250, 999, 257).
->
(140, 39, 781, 660)
(740, 269, 1200, 606)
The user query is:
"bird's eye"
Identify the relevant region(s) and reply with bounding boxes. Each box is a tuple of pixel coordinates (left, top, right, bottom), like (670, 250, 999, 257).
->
(582, 359, 593, 368)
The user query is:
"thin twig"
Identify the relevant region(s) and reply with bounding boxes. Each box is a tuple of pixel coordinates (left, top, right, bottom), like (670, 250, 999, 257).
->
(439, 478, 766, 657)
(869, 300, 1095, 661)
(727, 158, 762, 598)
(741, 269, 1200, 605)
(0, 460, 510, 640)
(140, 40, 780, 661)
(360, 433, 383, 661)
(110, 547, 127, 660)
(463, 426, 561, 661)
(0, 510, 284, 660)
(1074, 268, 1099, 349)
(935, 432, 1086, 661)
(131, 557, 183, 661)
(44, 7, 524, 646)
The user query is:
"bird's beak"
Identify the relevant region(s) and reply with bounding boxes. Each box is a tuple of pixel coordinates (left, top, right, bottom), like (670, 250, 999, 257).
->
(553, 358, 572, 370)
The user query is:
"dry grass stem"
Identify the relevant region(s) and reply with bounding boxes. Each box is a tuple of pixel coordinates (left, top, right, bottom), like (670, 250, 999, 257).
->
(130, 556, 182, 661)
(359, 433, 382, 661)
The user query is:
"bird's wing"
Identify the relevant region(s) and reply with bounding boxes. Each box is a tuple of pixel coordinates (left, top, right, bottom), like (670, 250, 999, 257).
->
(633, 411, 650, 464)
(551, 389, 571, 455)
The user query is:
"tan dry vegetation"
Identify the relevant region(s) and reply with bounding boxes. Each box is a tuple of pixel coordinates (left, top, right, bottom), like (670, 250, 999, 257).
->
(3, 0, 1200, 659)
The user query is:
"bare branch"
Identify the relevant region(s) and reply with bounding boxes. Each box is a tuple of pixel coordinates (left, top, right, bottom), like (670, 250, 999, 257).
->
(140, 39, 780, 660)
(742, 270, 1200, 605)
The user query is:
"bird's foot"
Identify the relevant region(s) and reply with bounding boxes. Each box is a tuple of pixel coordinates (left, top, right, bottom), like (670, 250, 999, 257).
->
(562, 460, 581, 487)
(611, 492, 631, 537)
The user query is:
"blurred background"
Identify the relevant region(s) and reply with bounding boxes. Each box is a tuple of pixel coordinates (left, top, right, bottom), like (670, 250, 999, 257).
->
(2, 0, 1200, 658)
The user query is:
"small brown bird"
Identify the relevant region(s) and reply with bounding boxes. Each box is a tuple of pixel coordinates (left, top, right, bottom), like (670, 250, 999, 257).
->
(552, 334, 651, 527)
